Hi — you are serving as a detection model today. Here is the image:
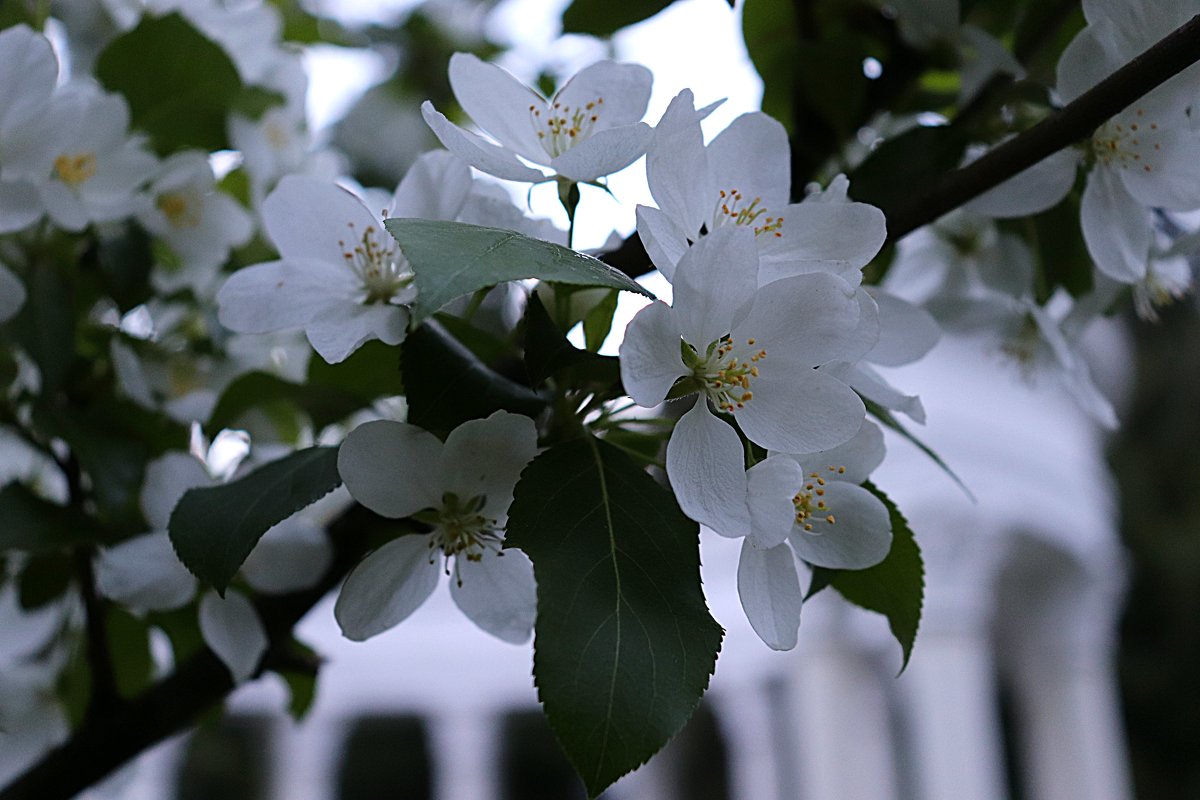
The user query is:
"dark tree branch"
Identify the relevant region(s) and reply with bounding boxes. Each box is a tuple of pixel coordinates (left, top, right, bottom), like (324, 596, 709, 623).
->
(74, 548, 119, 721)
(882, 13, 1200, 244)
(0, 506, 378, 800)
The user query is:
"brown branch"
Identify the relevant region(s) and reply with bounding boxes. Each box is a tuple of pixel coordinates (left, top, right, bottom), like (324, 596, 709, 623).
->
(0, 506, 378, 800)
(882, 13, 1200, 244)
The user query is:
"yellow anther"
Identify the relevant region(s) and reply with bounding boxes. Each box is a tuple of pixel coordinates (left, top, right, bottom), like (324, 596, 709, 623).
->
(825, 515, 836, 524)
(53, 152, 97, 187)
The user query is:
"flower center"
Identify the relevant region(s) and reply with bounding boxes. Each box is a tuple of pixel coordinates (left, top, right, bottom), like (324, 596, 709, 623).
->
(711, 188, 784, 238)
(685, 335, 767, 413)
(793, 467, 845, 531)
(338, 220, 413, 304)
(529, 96, 603, 158)
(427, 492, 503, 586)
(1091, 110, 1161, 174)
(53, 152, 97, 188)
(157, 192, 201, 228)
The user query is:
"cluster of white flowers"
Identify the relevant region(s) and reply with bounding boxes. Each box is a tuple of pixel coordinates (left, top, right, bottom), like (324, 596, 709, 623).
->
(968, 0, 1200, 316)
(1, 0, 1194, 731)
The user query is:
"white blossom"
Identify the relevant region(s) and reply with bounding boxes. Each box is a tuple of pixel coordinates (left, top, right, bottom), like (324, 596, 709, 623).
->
(422, 53, 653, 185)
(335, 411, 539, 643)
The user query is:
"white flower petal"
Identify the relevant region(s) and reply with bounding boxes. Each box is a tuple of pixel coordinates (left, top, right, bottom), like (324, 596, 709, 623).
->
(217, 259, 351, 335)
(736, 368, 865, 454)
(789, 419, 886, 485)
(1081, 167, 1151, 282)
(964, 147, 1079, 217)
(338, 420, 443, 518)
(737, 539, 802, 651)
(304, 302, 408, 364)
(438, 411, 538, 521)
(94, 532, 196, 612)
(0, 25, 57, 132)
(865, 289, 940, 367)
(756, 200, 885, 285)
(450, 547, 536, 643)
(0, 180, 40, 234)
(672, 226, 758, 347)
(646, 90, 711, 235)
(707, 112, 790, 211)
(746, 456, 804, 550)
(240, 516, 333, 594)
(390, 149, 473, 221)
(422, 101, 549, 183)
(140, 452, 212, 530)
(736, 271, 862, 367)
(334, 534, 440, 641)
(553, 60, 652, 131)
(666, 401, 750, 537)
(635, 204, 690, 280)
(1116, 126, 1200, 211)
(448, 52, 548, 162)
(788, 481, 891, 569)
(549, 123, 653, 183)
(838, 361, 927, 424)
(262, 175, 381, 265)
(1056, 20, 1122, 103)
(0, 262, 26, 322)
(199, 589, 268, 683)
(618, 300, 689, 407)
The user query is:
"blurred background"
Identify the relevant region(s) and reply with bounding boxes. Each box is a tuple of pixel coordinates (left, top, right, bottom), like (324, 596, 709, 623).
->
(7, 0, 1200, 796)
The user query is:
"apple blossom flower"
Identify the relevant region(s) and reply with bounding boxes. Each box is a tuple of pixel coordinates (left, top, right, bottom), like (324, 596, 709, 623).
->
(619, 226, 873, 537)
(2, 82, 156, 232)
(137, 151, 253, 296)
(636, 91, 886, 284)
(218, 151, 477, 363)
(736, 422, 893, 650)
(335, 410, 539, 643)
(967, 7, 1200, 284)
(422, 53, 653, 185)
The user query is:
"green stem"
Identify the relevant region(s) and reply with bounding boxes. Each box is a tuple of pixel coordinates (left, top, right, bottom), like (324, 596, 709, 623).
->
(557, 177, 581, 250)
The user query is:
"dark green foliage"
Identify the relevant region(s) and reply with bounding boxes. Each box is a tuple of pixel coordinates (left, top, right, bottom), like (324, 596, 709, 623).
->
(383, 219, 652, 323)
(506, 436, 723, 797)
(402, 320, 546, 437)
(168, 446, 341, 593)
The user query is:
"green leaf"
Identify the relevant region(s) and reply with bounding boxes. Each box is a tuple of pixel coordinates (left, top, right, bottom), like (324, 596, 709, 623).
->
(18, 553, 73, 609)
(506, 436, 723, 798)
(561, 0, 674, 37)
(96, 13, 243, 154)
(742, 0, 798, 133)
(582, 289, 619, 352)
(207, 371, 369, 432)
(229, 86, 286, 120)
(307, 338, 405, 401)
(864, 398, 973, 500)
(825, 481, 924, 672)
(849, 125, 970, 213)
(523, 293, 592, 385)
(0, 484, 96, 554)
(107, 606, 155, 698)
(35, 402, 175, 527)
(383, 219, 653, 323)
(12, 260, 75, 395)
(168, 446, 342, 593)
(402, 320, 547, 437)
